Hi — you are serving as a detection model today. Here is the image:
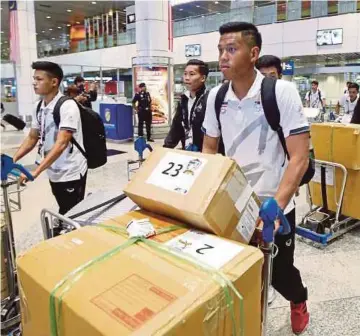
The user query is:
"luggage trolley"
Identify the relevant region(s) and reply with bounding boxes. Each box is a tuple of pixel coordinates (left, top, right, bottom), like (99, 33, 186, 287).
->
(1, 154, 33, 335)
(40, 191, 289, 335)
(296, 159, 360, 245)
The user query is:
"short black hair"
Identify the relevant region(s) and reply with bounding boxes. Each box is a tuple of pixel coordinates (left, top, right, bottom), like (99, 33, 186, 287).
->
(348, 83, 359, 91)
(74, 76, 84, 85)
(32, 61, 63, 85)
(219, 22, 262, 50)
(346, 81, 352, 86)
(185, 59, 209, 78)
(255, 55, 282, 76)
(139, 83, 146, 88)
(311, 80, 319, 86)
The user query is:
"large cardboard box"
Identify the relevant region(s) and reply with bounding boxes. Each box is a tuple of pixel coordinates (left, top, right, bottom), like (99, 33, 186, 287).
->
(17, 211, 263, 336)
(311, 123, 360, 170)
(310, 165, 360, 219)
(124, 148, 260, 244)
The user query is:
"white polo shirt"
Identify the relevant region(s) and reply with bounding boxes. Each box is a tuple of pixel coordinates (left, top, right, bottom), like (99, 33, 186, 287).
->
(202, 70, 309, 213)
(340, 96, 359, 124)
(305, 89, 325, 109)
(31, 91, 87, 183)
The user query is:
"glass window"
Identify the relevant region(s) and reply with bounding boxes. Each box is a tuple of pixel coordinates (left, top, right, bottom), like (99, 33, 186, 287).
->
(338, 0, 357, 13)
(277, 1, 287, 21)
(328, 1, 338, 15)
(301, 0, 311, 18)
(311, 0, 328, 17)
(287, 0, 302, 21)
(254, 1, 276, 25)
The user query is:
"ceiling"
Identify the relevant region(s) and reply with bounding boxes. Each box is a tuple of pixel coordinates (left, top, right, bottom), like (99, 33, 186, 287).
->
(1, 0, 235, 58)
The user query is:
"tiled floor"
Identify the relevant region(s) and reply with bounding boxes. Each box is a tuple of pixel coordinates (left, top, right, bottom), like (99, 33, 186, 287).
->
(1, 126, 359, 335)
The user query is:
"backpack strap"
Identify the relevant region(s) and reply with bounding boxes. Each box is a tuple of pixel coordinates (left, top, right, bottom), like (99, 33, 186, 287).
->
(215, 82, 230, 131)
(53, 96, 87, 159)
(214, 82, 230, 156)
(260, 77, 290, 162)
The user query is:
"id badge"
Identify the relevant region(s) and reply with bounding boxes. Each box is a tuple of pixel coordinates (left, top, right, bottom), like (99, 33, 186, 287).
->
(185, 129, 193, 147)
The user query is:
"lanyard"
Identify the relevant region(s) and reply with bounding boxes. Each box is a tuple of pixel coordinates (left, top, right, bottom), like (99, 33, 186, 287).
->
(182, 92, 205, 132)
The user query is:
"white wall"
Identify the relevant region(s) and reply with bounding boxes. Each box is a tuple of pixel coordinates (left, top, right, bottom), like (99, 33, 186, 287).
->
(42, 13, 360, 67)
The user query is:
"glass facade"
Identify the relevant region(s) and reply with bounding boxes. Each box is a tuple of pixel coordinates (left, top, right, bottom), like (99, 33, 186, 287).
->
(28, 0, 360, 58)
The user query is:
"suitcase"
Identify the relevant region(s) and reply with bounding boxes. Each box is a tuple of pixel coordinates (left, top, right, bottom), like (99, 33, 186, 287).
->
(2, 114, 26, 130)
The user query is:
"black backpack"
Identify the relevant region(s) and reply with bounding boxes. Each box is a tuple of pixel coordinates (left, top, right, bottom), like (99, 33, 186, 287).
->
(215, 77, 314, 186)
(36, 96, 107, 169)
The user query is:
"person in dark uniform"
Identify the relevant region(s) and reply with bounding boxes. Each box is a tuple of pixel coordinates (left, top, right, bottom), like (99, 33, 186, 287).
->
(164, 59, 209, 151)
(132, 83, 154, 142)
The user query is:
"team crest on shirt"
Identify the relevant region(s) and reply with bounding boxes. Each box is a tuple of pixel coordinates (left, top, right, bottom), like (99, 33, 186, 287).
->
(220, 102, 228, 114)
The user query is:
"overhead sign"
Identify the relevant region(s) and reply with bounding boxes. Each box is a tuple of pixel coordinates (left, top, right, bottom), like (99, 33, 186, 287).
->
(317, 28, 343, 46)
(185, 44, 201, 57)
(282, 60, 294, 75)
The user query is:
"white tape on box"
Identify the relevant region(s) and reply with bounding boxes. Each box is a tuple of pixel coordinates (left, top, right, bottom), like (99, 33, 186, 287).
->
(146, 152, 207, 195)
(165, 230, 244, 270)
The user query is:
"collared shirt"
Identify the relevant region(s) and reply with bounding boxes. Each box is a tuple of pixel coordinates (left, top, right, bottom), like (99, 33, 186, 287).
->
(184, 91, 196, 125)
(305, 89, 325, 109)
(31, 91, 87, 182)
(202, 69, 309, 214)
(341, 96, 359, 124)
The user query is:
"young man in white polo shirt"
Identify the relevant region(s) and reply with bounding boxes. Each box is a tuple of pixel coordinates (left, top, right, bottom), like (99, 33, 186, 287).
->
(305, 80, 326, 110)
(202, 22, 310, 335)
(336, 82, 359, 123)
(13, 61, 87, 218)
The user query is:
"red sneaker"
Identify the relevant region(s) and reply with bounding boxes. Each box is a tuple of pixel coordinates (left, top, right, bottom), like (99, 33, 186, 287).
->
(290, 301, 310, 335)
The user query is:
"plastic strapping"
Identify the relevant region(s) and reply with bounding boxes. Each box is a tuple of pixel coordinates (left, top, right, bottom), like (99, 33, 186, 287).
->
(49, 224, 244, 336)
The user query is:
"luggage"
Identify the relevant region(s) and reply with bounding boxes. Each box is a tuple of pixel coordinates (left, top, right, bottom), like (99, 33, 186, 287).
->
(2, 114, 26, 130)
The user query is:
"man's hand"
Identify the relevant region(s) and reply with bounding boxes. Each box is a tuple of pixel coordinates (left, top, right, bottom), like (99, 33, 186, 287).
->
(18, 170, 38, 185)
(75, 95, 87, 104)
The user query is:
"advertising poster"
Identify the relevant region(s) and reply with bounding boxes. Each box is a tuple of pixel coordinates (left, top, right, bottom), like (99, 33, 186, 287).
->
(133, 66, 169, 125)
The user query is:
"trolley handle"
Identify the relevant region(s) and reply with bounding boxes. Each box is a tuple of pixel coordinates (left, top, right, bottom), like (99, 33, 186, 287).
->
(1, 154, 34, 182)
(259, 198, 291, 243)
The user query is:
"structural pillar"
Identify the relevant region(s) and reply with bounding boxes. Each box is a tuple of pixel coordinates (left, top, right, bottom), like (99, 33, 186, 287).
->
(132, 0, 174, 137)
(14, 0, 38, 121)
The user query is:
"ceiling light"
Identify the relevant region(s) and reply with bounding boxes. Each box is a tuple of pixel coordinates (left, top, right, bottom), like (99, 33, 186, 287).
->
(67, 9, 72, 13)
(179, 8, 183, 11)
(46, 15, 51, 19)
(49, 28, 53, 31)
(52, 37, 55, 40)
(196, 5, 200, 7)
(123, 9, 126, 12)
(67, 24, 71, 27)
(91, 1, 96, 4)
(58, 26, 62, 29)
(42, 30, 45, 33)
(39, 41, 42, 43)
(4, 41, 8, 43)
(109, 10, 113, 15)
(0, 31, 3, 34)
(201, 15, 205, 18)
(76, 21, 81, 24)
(215, 1, 219, 3)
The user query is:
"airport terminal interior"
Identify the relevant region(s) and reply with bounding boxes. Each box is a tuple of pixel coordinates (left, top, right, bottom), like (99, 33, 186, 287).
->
(1, 1, 360, 336)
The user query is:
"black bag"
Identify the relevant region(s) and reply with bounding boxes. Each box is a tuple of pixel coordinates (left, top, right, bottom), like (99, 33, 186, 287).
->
(215, 77, 315, 186)
(37, 97, 107, 169)
(2, 114, 26, 130)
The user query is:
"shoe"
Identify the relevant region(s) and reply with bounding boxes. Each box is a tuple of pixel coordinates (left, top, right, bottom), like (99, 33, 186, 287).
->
(147, 139, 155, 142)
(290, 301, 310, 335)
(268, 285, 276, 305)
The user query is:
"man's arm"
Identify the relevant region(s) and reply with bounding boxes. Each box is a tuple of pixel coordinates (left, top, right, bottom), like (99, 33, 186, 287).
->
(163, 102, 184, 149)
(31, 130, 73, 179)
(274, 132, 309, 210)
(202, 135, 219, 154)
(13, 128, 39, 163)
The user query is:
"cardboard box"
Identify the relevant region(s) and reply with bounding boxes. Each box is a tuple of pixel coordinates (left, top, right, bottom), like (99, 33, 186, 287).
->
(17, 211, 263, 336)
(310, 165, 360, 219)
(311, 123, 360, 170)
(124, 148, 260, 244)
